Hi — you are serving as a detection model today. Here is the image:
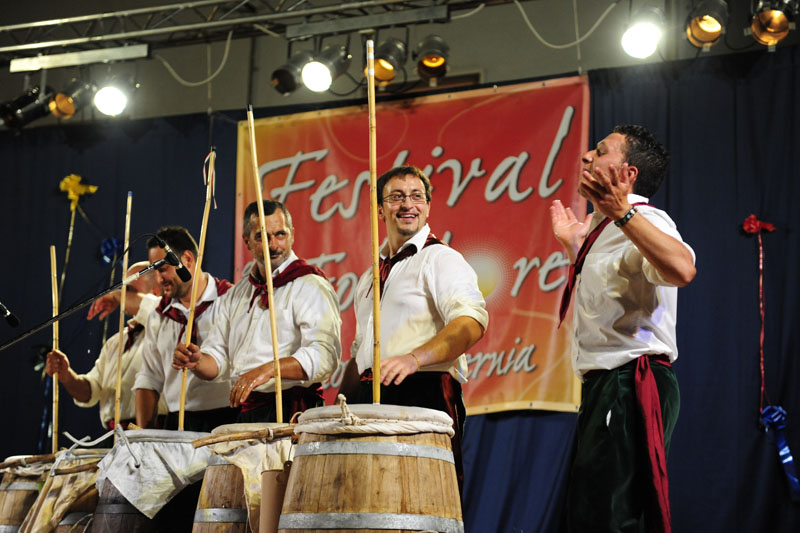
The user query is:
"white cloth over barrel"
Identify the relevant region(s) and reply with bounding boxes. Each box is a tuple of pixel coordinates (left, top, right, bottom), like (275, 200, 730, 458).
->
(207, 423, 294, 532)
(95, 429, 211, 518)
(295, 403, 455, 437)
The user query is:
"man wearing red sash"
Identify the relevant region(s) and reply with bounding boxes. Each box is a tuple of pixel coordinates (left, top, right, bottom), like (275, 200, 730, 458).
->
(134, 226, 237, 432)
(172, 201, 341, 423)
(551, 125, 696, 533)
(351, 165, 488, 491)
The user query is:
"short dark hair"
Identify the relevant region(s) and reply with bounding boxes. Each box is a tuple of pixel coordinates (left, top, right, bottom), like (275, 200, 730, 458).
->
(242, 200, 293, 236)
(376, 165, 432, 205)
(146, 226, 198, 260)
(613, 124, 669, 198)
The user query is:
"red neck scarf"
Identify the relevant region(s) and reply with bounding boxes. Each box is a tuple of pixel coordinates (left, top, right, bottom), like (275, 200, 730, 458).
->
(247, 258, 327, 312)
(370, 233, 445, 298)
(156, 276, 233, 345)
(122, 322, 145, 353)
(558, 203, 649, 324)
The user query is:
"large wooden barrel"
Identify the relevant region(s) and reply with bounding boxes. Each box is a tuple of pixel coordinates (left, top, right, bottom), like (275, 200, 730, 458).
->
(278, 404, 463, 533)
(0, 471, 41, 532)
(19, 448, 106, 533)
(192, 455, 248, 532)
(90, 429, 211, 533)
(90, 480, 155, 532)
(193, 423, 294, 533)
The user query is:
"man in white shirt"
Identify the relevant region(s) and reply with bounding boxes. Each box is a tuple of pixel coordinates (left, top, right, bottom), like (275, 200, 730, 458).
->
(133, 226, 236, 432)
(45, 261, 162, 430)
(550, 125, 696, 533)
(351, 165, 489, 490)
(172, 201, 341, 423)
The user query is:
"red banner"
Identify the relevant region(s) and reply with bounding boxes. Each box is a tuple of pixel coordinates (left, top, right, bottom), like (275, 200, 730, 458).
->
(236, 77, 588, 414)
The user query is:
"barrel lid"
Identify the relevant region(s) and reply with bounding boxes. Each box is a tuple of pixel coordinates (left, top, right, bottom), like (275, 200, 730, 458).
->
(295, 403, 454, 436)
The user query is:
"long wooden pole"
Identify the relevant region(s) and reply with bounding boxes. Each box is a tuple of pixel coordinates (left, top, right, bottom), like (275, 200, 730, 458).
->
(246, 106, 284, 423)
(49, 245, 59, 453)
(178, 150, 216, 430)
(366, 39, 381, 404)
(113, 192, 133, 429)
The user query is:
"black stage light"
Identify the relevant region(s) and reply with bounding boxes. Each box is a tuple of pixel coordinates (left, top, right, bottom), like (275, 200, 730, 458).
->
(686, 0, 728, 48)
(414, 35, 449, 85)
(272, 50, 315, 95)
(750, 0, 799, 46)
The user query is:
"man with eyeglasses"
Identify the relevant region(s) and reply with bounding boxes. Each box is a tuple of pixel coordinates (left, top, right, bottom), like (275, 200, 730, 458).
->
(172, 200, 342, 423)
(350, 165, 489, 491)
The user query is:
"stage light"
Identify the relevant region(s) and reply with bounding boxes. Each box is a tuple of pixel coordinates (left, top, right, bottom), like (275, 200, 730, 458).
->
(686, 0, 728, 48)
(271, 50, 315, 95)
(301, 45, 352, 93)
(414, 35, 449, 85)
(750, 1, 798, 46)
(49, 78, 96, 119)
(369, 38, 408, 86)
(621, 7, 665, 58)
(0, 86, 54, 129)
(94, 82, 134, 116)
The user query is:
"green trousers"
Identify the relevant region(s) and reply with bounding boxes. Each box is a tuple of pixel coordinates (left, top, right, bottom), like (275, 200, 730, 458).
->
(567, 359, 680, 533)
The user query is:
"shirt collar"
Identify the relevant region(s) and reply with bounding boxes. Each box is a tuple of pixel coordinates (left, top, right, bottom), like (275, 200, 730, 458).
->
(381, 224, 431, 260)
(166, 272, 216, 313)
(248, 251, 298, 281)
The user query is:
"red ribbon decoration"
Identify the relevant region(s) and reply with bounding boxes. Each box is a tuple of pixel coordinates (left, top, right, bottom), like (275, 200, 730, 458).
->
(742, 214, 775, 412)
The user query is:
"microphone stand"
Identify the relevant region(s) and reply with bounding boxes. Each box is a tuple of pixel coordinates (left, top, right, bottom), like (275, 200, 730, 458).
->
(0, 258, 177, 354)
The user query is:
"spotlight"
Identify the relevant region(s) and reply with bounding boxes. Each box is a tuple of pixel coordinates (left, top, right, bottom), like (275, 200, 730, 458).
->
(49, 78, 96, 119)
(271, 50, 315, 95)
(0, 86, 54, 129)
(368, 38, 407, 86)
(94, 81, 136, 116)
(621, 7, 665, 59)
(301, 45, 352, 93)
(686, 0, 728, 48)
(750, 1, 798, 46)
(414, 35, 449, 85)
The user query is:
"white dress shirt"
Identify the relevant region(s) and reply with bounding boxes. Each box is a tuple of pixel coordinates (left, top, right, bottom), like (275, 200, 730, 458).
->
(352, 224, 489, 383)
(75, 294, 164, 427)
(202, 254, 341, 392)
(134, 273, 232, 412)
(572, 194, 696, 378)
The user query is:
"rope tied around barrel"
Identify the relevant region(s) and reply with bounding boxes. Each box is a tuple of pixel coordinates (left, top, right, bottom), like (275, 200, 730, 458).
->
(337, 394, 364, 426)
(114, 425, 142, 468)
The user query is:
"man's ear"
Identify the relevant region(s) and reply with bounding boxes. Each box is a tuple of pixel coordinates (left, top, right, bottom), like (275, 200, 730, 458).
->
(378, 203, 385, 221)
(181, 249, 194, 269)
(624, 164, 639, 189)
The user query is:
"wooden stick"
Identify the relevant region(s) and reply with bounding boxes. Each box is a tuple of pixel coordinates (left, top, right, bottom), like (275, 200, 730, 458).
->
(114, 192, 133, 431)
(52, 461, 101, 476)
(178, 150, 216, 430)
(50, 245, 59, 453)
(366, 40, 382, 404)
(247, 106, 284, 423)
(192, 425, 295, 449)
(0, 453, 59, 470)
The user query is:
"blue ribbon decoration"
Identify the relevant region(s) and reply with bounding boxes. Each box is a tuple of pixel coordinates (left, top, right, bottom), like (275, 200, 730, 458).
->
(100, 237, 123, 264)
(760, 405, 800, 501)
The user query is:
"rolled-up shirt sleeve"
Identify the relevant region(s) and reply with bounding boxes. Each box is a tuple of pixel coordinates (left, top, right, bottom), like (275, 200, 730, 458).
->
(133, 312, 166, 392)
(289, 276, 342, 383)
(427, 248, 489, 332)
(627, 208, 696, 288)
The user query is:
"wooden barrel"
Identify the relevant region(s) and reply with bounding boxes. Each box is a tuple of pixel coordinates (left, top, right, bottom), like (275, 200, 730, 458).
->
(52, 485, 99, 532)
(90, 480, 155, 532)
(192, 455, 248, 532)
(0, 472, 41, 532)
(192, 422, 294, 533)
(278, 404, 463, 533)
(260, 463, 290, 533)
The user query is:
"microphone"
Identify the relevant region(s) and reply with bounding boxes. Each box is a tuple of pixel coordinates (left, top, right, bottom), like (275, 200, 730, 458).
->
(0, 300, 19, 327)
(154, 237, 192, 283)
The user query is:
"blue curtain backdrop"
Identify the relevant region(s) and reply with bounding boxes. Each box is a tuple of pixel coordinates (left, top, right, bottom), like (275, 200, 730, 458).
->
(1, 46, 799, 532)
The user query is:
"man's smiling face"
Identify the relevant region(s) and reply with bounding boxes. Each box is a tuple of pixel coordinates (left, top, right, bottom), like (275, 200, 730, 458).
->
(378, 174, 431, 241)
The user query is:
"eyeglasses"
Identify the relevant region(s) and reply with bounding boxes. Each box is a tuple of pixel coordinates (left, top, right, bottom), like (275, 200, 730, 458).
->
(382, 192, 428, 205)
